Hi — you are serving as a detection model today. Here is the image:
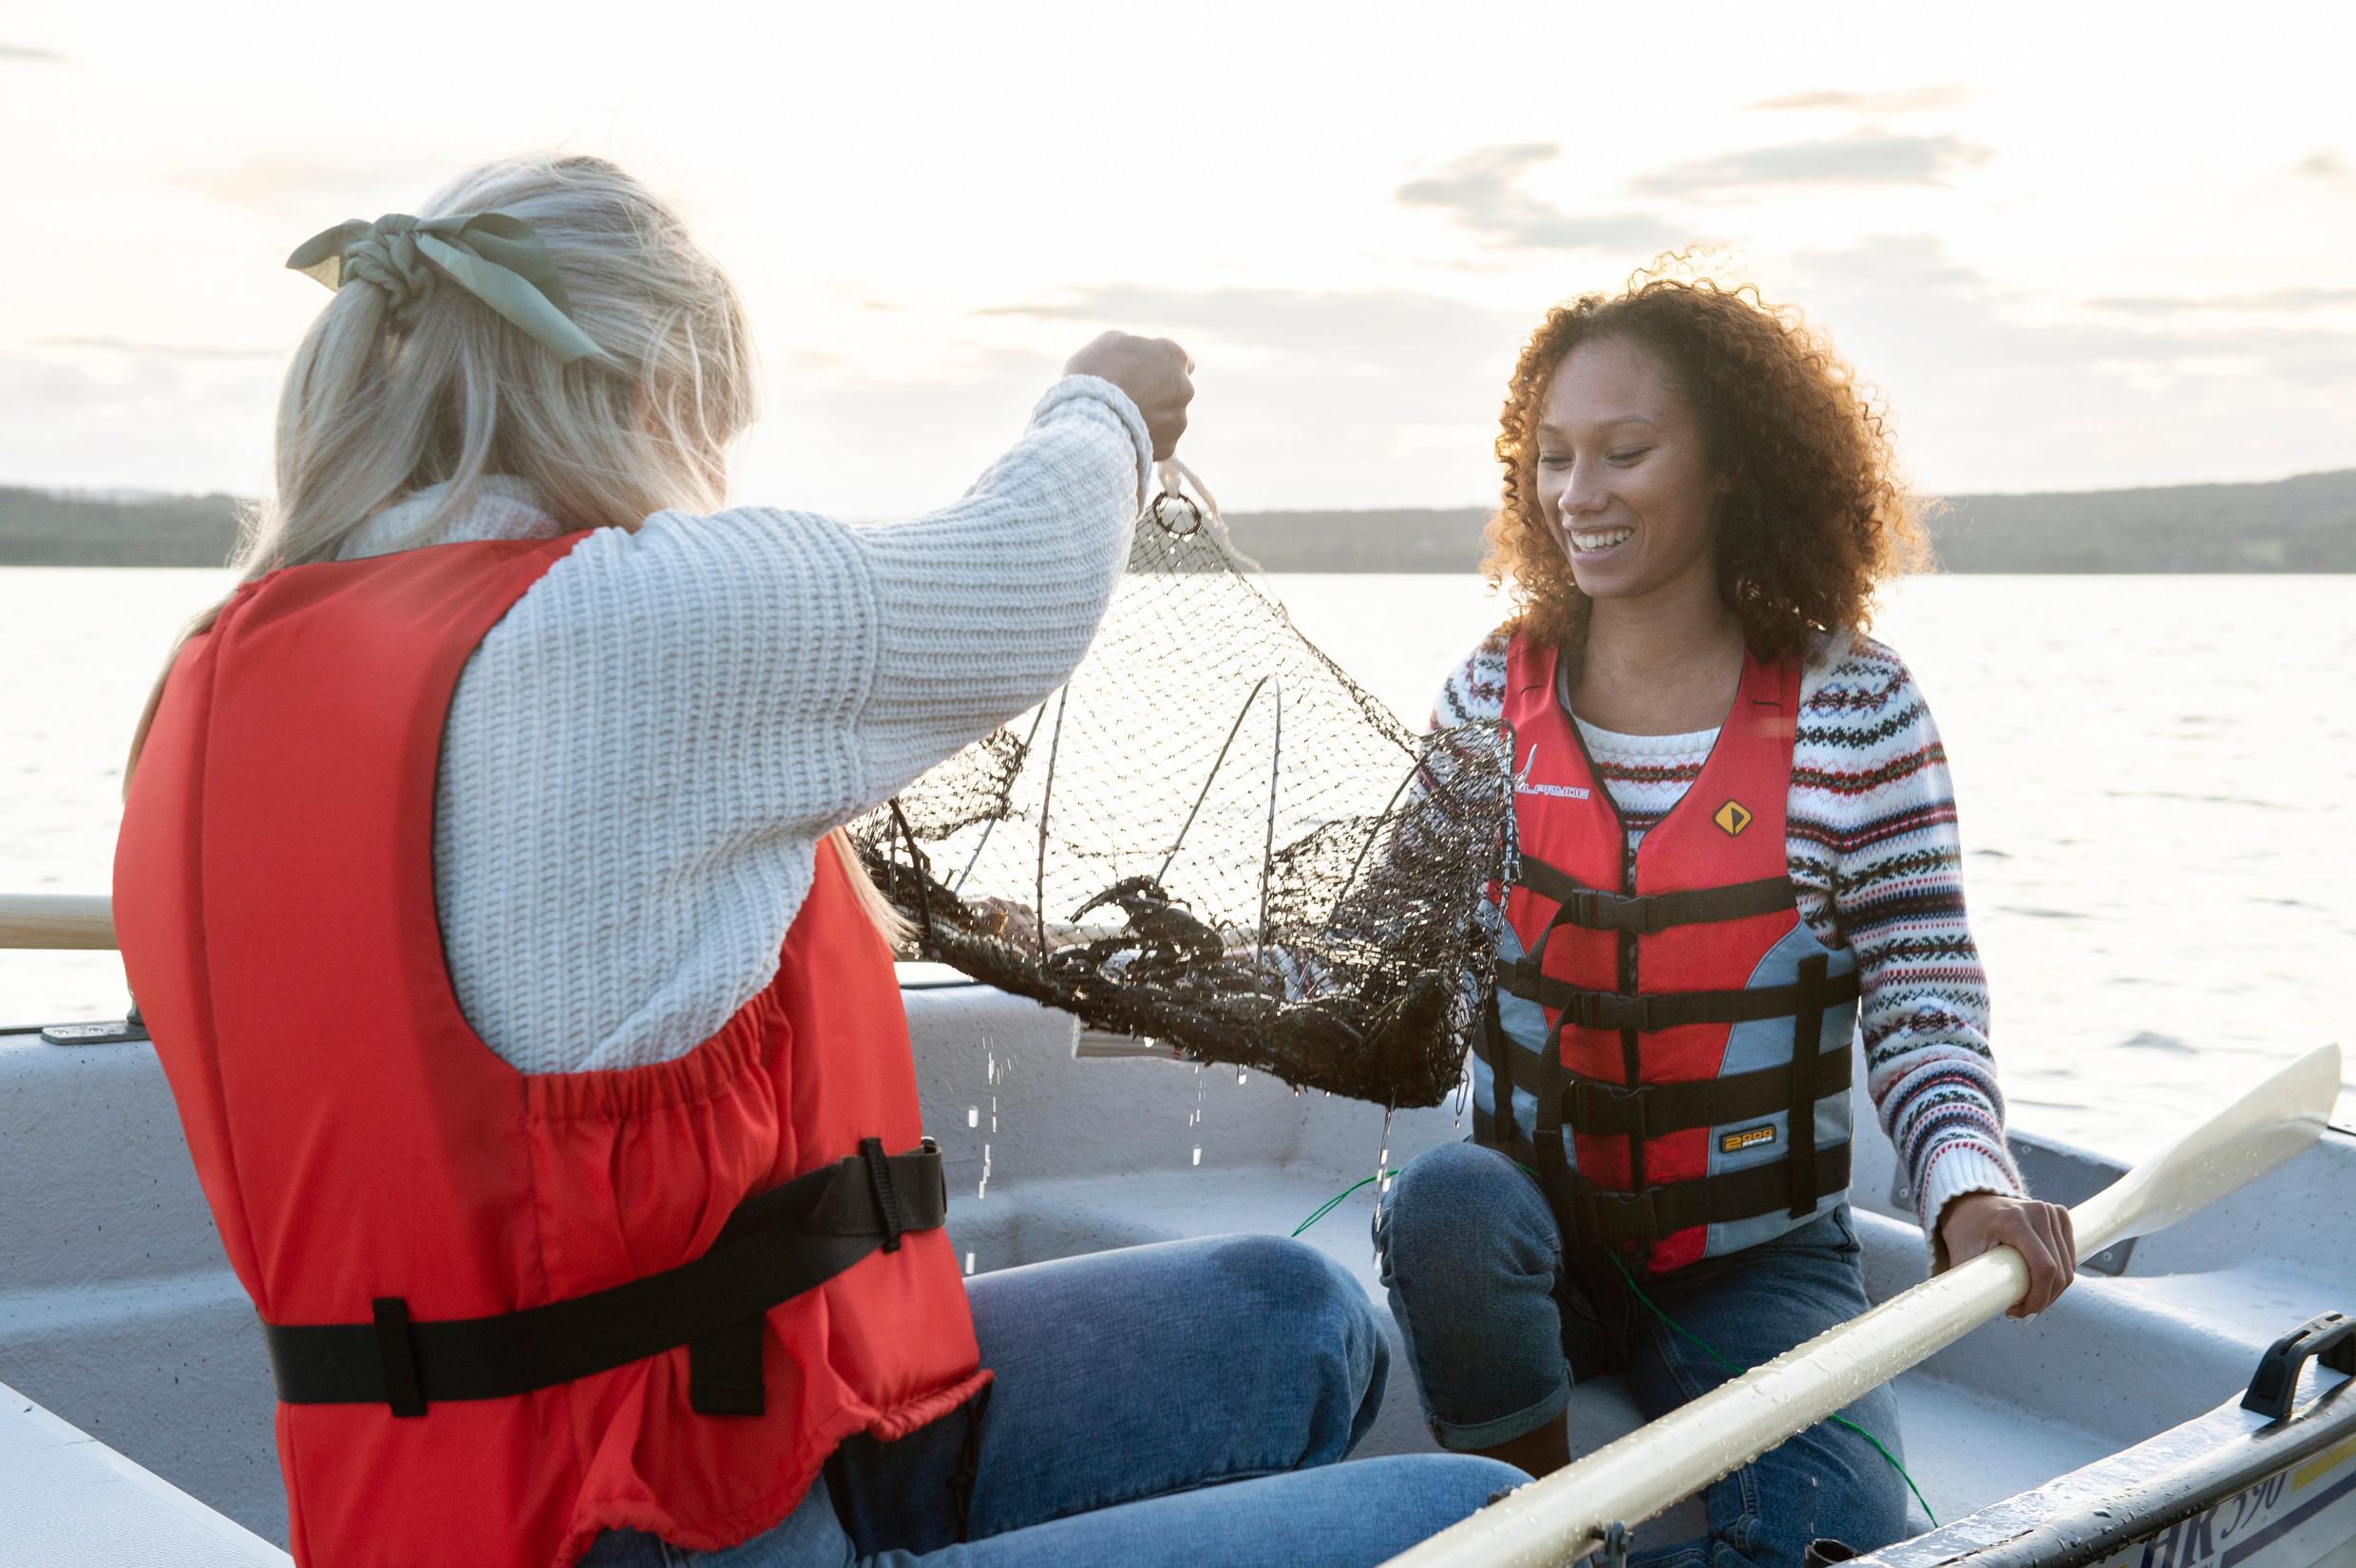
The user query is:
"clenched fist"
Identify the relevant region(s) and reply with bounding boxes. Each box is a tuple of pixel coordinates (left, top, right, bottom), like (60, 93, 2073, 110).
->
(1064, 331, 1194, 461)
(1935, 1192, 2078, 1316)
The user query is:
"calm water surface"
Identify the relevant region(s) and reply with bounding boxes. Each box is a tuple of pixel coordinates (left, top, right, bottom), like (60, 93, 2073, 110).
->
(4, 567, 2349, 1158)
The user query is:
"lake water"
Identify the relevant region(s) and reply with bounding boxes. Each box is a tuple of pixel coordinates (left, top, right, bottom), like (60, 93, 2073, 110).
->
(4, 567, 2350, 1159)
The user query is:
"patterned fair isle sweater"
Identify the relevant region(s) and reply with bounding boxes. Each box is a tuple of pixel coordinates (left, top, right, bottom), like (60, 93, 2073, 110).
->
(1434, 627, 2025, 1245)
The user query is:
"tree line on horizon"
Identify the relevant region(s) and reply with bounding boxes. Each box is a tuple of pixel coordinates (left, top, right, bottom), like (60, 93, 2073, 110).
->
(1, 468, 2350, 573)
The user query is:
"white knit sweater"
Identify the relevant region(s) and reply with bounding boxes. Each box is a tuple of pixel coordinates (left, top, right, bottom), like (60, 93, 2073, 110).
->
(338, 375, 1152, 1074)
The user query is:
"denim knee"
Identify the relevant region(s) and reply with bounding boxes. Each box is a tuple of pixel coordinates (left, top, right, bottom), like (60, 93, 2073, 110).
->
(1202, 1233, 1379, 1341)
(1199, 1234, 1389, 1454)
(1376, 1142, 1551, 1284)
(1374, 1143, 1573, 1452)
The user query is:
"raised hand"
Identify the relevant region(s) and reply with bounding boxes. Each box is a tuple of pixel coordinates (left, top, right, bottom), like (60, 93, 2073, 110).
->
(1064, 331, 1194, 461)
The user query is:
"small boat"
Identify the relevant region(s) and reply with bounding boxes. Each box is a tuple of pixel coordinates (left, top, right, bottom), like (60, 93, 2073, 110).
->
(2, 925, 2349, 1567)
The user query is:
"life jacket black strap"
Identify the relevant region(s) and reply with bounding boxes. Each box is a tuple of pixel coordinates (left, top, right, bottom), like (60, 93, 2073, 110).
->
(264, 1140, 948, 1418)
(1501, 967, 1861, 1031)
(1560, 1046, 1852, 1139)
(1512, 856, 1794, 936)
(1786, 954, 1833, 1219)
(1473, 987, 1518, 1149)
(1557, 1143, 1852, 1244)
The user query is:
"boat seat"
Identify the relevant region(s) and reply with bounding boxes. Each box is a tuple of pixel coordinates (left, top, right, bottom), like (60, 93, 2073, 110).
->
(0, 1376, 287, 1565)
(939, 1162, 1713, 1541)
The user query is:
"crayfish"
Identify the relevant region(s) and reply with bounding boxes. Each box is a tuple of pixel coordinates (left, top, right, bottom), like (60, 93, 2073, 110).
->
(1044, 876, 1226, 985)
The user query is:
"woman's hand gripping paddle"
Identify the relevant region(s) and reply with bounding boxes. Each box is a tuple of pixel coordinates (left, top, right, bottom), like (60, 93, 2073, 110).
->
(1380, 1042, 2345, 1568)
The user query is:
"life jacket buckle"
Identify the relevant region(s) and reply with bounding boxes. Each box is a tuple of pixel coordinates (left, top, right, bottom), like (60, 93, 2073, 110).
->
(1562, 1077, 1650, 1141)
(1565, 990, 1652, 1032)
(1582, 1184, 1665, 1243)
(920, 1135, 947, 1211)
(1565, 889, 1666, 935)
(370, 1297, 428, 1418)
(859, 1137, 906, 1253)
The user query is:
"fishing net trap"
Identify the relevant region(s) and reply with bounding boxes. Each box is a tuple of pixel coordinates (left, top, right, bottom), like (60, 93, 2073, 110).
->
(849, 463, 1514, 1109)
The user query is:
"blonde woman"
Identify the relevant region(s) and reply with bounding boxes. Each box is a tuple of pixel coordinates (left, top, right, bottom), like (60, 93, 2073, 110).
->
(112, 154, 1516, 1568)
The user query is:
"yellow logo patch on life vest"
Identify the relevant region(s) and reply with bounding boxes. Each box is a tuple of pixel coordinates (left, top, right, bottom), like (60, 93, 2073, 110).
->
(1714, 799, 1753, 837)
(1720, 1124, 1776, 1154)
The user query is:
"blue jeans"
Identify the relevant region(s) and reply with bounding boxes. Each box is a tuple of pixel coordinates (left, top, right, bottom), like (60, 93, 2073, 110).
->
(1374, 1143, 1909, 1568)
(581, 1235, 1522, 1567)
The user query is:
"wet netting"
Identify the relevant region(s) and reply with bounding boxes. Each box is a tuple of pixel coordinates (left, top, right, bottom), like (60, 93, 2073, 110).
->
(848, 463, 1514, 1109)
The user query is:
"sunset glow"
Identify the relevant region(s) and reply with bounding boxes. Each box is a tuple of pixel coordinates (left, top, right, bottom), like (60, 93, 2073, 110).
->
(4, 1, 2350, 513)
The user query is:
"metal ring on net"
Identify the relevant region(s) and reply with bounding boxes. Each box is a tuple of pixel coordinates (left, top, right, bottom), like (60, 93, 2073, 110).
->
(1148, 458, 1224, 540)
(1148, 489, 1204, 538)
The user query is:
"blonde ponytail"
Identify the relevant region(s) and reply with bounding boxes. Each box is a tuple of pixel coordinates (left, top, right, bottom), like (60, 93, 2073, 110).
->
(128, 152, 755, 791)
(124, 152, 909, 943)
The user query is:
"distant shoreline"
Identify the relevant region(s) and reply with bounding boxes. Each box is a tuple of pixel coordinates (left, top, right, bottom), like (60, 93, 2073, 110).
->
(5, 467, 2351, 573)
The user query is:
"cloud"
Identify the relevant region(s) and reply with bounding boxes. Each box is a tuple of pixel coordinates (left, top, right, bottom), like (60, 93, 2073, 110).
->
(1743, 86, 1975, 115)
(1766, 235, 2356, 493)
(33, 335, 282, 362)
(1631, 131, 1990, 198)
(1398, 130, 1989, 255)
(2295, 149, 2353, 184)
(0, 349, 276, 495)
(978, 283, 1522, 368)
(772, 282, 1541, 510)
(2087, 288, 2356, 315)
(1785, 234, 2356, 382)
(177, 155, 447, 215)
(1394, 144, 1687, 253)
(0, 43, 64, 63)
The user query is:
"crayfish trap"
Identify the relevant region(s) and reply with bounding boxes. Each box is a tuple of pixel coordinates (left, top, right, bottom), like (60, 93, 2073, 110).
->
(848, 464, 1513, 1108)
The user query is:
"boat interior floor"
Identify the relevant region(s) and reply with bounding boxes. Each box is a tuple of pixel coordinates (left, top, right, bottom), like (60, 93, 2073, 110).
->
(2, 978, 2350, 1561)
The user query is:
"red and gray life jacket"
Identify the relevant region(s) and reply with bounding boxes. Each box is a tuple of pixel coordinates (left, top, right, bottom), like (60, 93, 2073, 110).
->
(1472, 633, 1861, 1275)
(112, 535, 988, 1568)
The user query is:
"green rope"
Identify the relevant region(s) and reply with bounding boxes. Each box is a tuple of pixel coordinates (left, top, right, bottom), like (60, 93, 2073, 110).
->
(1291, 1171, 1399, 1237)
(1603, 1250, 1937, 1529)
(1288, 1170, 1937, 1528)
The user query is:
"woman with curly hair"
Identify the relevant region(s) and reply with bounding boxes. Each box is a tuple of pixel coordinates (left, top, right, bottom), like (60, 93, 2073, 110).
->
(1372, 271, 2078, 1566)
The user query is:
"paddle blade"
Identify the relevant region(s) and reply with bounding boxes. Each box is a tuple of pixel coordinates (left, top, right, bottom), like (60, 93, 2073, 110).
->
(2075, 1042, 2342, 1257)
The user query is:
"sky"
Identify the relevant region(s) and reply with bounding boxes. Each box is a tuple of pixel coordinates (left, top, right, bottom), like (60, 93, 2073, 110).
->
(3, 1, 2352, 516)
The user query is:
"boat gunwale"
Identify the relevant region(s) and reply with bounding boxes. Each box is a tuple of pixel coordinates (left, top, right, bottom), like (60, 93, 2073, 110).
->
(1852, 1368, 2356, 1568)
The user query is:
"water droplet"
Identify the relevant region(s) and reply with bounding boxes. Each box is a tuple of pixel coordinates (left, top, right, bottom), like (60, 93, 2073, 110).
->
(964, 1251, 975, 1275)
(1192, 1145, 1203, 1166)
(967, 1105, 978, 1128)
(1236, 1069, 1247, 1086)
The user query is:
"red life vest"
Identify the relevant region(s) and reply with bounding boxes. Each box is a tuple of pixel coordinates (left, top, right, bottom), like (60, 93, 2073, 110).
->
(1472, 633, 1861, 1275)
(112, 536, 987, 1568)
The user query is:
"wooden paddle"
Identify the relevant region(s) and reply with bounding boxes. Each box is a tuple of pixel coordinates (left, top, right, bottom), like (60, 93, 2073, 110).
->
(0, 894, 115, 951)
(1380, 1041, 2346, 1568)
